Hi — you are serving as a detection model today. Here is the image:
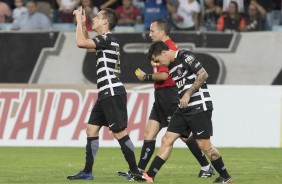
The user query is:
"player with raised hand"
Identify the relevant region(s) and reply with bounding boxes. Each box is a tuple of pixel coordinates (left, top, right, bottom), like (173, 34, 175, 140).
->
(67, 6, 143, 181)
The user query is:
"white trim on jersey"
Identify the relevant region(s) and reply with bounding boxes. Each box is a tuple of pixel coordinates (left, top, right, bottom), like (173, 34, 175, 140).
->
(200, 92, 207, 111)
(111, 42, 119, 46)
(188, 97, 212, 108)
(97, 75, 116, 83)
(169, 64, 181, 73)
(178, 86, 209, 96)
(98, 82, 124, 92)
(103, 49, 117, 54)
(103, 51, 114, 96)
(179, 84, 192, 94)
(172, 72, 195, 81)
(97, 67, 120, 76)
(187, 74, 196, 80)
(97, 57, 116, 64)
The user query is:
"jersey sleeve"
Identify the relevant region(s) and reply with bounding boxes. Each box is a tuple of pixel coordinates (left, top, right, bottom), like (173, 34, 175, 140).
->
(92, 35, 110, 50)
(181, 50, 203, 73)
(157, 65, 169, 73)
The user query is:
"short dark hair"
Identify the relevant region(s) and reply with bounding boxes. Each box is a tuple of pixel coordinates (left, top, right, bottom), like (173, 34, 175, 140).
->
(103, 8, 118, 30)
(148, 41, 169, 60)
(152, 19, 171, 35)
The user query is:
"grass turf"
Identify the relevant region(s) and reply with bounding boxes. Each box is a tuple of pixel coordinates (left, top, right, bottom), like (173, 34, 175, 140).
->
(0, 147, 281, 184)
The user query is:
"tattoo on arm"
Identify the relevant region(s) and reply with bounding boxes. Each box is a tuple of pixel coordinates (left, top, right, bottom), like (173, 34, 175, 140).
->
(186, 68, 208, 96)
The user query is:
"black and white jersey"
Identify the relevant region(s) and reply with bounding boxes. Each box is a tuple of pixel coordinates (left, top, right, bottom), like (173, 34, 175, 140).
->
(168, 50, 213, 114)
(92, 32, 126, 100)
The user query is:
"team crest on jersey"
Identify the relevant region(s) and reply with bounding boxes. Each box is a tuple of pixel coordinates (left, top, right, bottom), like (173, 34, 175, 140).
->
(176, 67, 183, 77)
(184, 54, 195, 65)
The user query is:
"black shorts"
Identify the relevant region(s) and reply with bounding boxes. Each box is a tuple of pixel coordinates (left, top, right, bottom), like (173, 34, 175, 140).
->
(168, 110, 213, 139)
(88, 94, 128, 132)
(149, 86, 179, 127)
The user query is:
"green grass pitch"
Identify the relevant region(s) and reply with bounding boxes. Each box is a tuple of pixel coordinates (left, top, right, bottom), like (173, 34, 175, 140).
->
(0, 147, 281, 184)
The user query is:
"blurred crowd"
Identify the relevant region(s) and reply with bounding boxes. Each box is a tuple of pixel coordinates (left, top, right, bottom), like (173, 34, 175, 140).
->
(0, 0, 281, 31)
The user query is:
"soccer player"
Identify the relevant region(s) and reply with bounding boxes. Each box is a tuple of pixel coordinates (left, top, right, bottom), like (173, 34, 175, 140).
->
(141, 41, 233, 183)
(119, 19, 214, 178)
(67, 7, 142, 181)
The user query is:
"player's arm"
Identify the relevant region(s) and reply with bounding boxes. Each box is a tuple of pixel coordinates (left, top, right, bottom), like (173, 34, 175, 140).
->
(73, 7, 97, 50)
(151, 63, 170, 82)
(135, 68, 169, 82)
(152, 72, 169, 82)
(184, 51, 208, 96)
(180, 68, 208, 108)
(186, 68, 208, 96)
(179, 52, 208, 108)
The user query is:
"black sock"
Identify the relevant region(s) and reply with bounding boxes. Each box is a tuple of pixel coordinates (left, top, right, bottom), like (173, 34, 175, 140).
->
(83, 136, 99, 173)
(118, 135, 138, 173)
(137, 140, 156, 170)
(211, 156, 230, 178)
(147, 156, 165, 178)
(185, 136, 209, 167)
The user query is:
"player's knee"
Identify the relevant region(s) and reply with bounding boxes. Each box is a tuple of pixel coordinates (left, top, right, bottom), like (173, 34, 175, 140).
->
(161, 134, 174, 146)
(144, 131, 157, 140)
(196, 139, 212, 150)
(180, 137, 188, 142)
(112, 129, 127, 139)
(143, 129, 150, 140)
(144, 128, 159, 140)
(86, 126, 92, 136)
(86, 124, 99, 137)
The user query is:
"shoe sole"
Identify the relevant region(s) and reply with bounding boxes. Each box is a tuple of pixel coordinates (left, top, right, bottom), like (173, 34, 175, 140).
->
(117, 171, 146, 182)
(199, 168, 216, 178)
(117, 171, 133, 181)
(225, 178, 233, 183)
(200, 172, 215, 178)
(213, 177, 233, 183)
(67, 177, 93, 180)
(117, 171, 129, 177)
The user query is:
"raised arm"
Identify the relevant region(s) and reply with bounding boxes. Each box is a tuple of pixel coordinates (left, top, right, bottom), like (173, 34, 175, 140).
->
(73, 7, 96, 49)
(251, 0, 266, 18)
